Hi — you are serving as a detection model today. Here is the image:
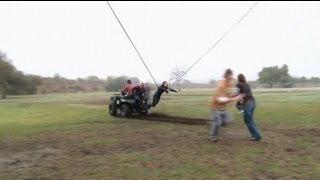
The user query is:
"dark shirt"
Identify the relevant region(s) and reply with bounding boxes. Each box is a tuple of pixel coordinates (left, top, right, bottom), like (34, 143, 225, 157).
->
(236, 82, 255, 103)
(155, 86, 177, 97)
(132, 86, 146, 99)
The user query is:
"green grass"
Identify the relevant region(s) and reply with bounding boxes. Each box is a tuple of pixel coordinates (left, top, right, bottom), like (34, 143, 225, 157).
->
(0, 88, 319, 179)
(0, 102, 106, 137)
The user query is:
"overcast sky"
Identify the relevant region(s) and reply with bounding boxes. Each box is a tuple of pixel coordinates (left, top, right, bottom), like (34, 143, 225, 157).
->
(1, 1, 320, 83)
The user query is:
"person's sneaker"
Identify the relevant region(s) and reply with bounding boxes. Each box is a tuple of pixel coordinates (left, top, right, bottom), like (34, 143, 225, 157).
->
(210, 138, 218, 142)
(250, 137, 261, 141)
(238, 110, 244, 114)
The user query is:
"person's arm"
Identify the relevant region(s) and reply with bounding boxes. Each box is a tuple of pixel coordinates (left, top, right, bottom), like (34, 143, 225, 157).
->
(216, 94, 244, 103)
(141, 88, 146, 97)
(122, 85, 128, 92)
(121, 85, 128, 95)
(215, 81, 244, 103)
(159, 86, 169, 93)
(169, 88, 178, 93)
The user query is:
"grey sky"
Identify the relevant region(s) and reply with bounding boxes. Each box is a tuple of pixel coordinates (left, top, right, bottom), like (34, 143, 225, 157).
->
(1, 1, 320, 83)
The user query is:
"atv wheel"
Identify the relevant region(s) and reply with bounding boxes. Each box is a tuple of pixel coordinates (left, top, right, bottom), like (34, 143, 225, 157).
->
(120, 104, 132, 118)
(109, 103, 117, 116)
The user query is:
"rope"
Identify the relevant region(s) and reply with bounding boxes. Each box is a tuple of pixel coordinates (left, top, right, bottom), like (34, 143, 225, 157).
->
(106, 1, 159, 87)
(171, 1, 260, 87)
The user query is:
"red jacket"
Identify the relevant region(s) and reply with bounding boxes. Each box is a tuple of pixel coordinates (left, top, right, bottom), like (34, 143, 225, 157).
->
(122, 84, 134, 96)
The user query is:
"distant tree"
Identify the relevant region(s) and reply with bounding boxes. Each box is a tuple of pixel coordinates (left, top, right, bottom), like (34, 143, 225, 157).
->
(258, 64, 292, 88)
(290, 76, 320, 87)
(0, 51, 42, 98)
(86, 75, 99, 82)
(310, 77, 320, 84)
(291, 77, 302, 85)
(130, 77, 140, 85)
(300, 76, 307, 82)
(169, 66, 186, 92)
(209, 79, 216, 85)
(53, 73, 62, 82)
(105, 75, 140, 92)
(0, 52, 14, 98)
(25, 75, 42, 94)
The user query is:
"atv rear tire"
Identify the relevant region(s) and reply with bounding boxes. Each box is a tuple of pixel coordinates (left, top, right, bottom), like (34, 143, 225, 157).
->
(120, 104, 132, 118)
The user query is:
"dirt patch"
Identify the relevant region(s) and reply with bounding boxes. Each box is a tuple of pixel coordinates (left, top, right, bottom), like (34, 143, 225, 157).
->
(75, 133, 175, 156)
(138, 113, 210, 125)
(146, 113, 210, 125)
(1, 121, 319, 179)
(0, 148, 63, 171)
(112, 113, 210, 125)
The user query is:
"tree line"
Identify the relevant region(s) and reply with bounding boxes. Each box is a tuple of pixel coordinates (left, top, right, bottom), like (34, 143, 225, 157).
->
(257, 64, 320, 88)
(0, 51, 145, 98)
(0, 52, 41, 98)
(1, 50, 319, 99)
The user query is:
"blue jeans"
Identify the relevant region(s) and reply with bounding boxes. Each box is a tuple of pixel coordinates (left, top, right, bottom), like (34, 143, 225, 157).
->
(210, 110, 231, 139)
(243, 101, 261, 139)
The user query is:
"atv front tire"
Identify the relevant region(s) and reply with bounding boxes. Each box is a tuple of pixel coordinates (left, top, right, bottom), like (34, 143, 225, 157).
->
(109, 103, 117, 116)
(120, 104, 132, 118)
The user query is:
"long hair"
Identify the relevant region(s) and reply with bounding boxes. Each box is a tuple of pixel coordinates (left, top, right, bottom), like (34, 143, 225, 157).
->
(161, 81, 167, 87)
(237, 74, 246, 83)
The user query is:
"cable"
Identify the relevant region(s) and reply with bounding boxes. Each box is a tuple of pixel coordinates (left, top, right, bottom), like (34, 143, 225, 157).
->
(106, 1, 159, 87)
(171, 1, 260, 87)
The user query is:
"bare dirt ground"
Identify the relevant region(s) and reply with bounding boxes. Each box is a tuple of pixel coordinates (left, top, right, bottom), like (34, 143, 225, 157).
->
(1, 93, 319, 179)
(137, 113, 209, 125)
(1, 117, 319, 179)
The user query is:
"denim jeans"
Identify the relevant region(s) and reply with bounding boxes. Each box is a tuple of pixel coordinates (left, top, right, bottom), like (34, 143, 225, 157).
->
(210, 110, 231, 139)
(243, 101, 261, 139)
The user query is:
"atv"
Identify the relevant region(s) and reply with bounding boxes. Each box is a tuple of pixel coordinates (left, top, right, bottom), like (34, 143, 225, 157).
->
(108, 94, 148, 118)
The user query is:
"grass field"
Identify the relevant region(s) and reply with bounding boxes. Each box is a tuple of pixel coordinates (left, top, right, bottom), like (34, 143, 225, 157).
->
(0, 89, 319, 179)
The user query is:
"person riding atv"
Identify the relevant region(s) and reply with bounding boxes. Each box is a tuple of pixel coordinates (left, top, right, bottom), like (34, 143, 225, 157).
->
(108, 81, 148, 118)
(121, 79, 134, 98)
(132, 82, 147, 108)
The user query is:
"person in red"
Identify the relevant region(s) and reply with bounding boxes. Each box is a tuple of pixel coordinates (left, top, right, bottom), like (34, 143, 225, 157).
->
(122, 80, 134, 98)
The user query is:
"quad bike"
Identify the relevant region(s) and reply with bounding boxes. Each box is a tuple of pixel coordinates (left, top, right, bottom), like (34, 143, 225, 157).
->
(108, 94, 148, 118)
